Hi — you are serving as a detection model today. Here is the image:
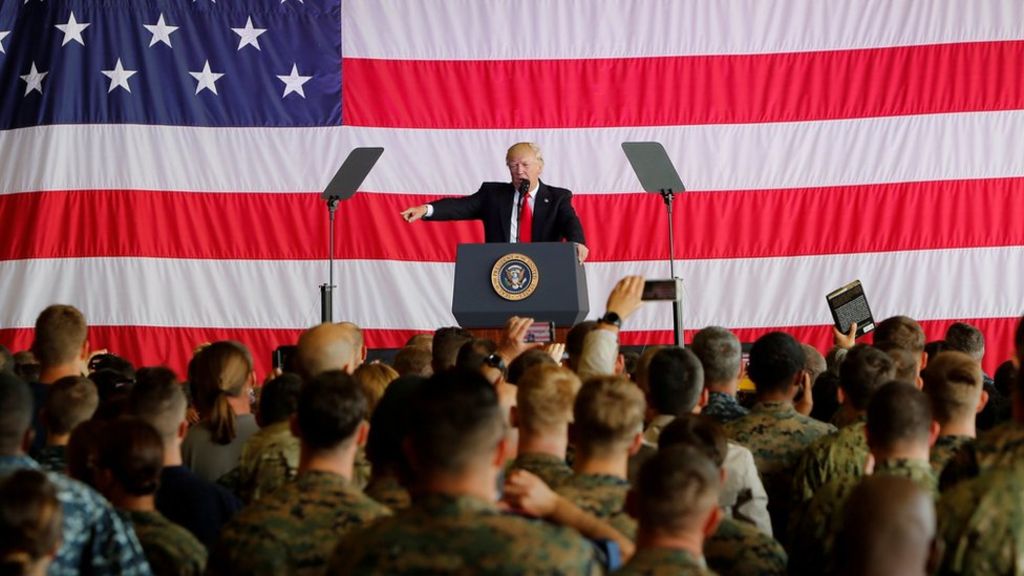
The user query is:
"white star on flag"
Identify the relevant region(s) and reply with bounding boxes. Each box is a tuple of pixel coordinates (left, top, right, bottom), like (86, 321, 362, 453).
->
(0, 30, 9, 55)
(276, 64, 312, 99)
(231, 17, 266, 51)
(190, 60, 224, 95)
(144, 14, 179, 48)
(20, 62, 47, 95)
(55, 11, 90, 47)
(101, 58, 138, 93)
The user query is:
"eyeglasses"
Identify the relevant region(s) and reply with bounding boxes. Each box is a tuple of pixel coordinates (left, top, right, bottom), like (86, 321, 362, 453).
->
(484, 353, 507, 373)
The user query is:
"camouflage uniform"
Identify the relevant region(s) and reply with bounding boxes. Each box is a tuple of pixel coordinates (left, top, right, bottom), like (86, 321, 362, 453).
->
(937, 462, 1024, 575)
(789, 417, 868, 536)
(363, 473, 411, 510)
(236, 420, 300, 503)
(556, 473, 637, 539)
(705, 516, 787, 576)
(940, 421, 1024, 490)
(703, 391, 749, 424)
(327, 492, 599, 575)
(615, 548, 716, 575)
(207, 470, 389, 576)
(32, 444, 68, 473)
(510, 452, 573, 487)
(930, 434, 973, 476)
(353, 446, 372, 489)
(123, 509, 206, 576)
(788, 458, 936, 576)
(724, 401, 836, 536)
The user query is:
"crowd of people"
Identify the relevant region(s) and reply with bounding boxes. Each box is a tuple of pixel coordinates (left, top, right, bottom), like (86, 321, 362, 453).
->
(0, 275, 1022, 575)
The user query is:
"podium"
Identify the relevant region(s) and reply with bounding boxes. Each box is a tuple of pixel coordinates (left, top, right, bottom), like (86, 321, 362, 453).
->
(452, 243, 589, 328)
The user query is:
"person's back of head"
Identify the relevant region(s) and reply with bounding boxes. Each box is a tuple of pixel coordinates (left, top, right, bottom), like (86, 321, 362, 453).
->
(42, 376, 98, 439)
(574, 375, 646, 458)
(802, 344, 826, 383)
(93, 419, 164, 502)
(874, 316, 926, 356)
(87, 353, 135, 381)
(409, 369, 506, 478)
(747, 332, 805, 397)
(352, 363, 399, 415)
(11, 352, 40, 385)
(405, 333, 433, 351)
(296, 371, 367, 452)
(839, 345, 897, 411)
(657, 415, 728, 469)
(635, 346, 665, 396)
(88, 369, 135, 405)
(866, 381, 934, 457)
(188, 340, 253, 445)
(944, 322, 985, 363)
(297, 323, 358, 379)
(690, 327, 741, 391)
(338, 321, 367, 368)
(0, 372, 33, 457)
(630, 445, 721, 543)
(647, 347, 704, 417)
(875, 344, 920, 386)
(811, 372, 842, 424)
(515, 365, 581, 436)
(0, 469, 62, 576)
(366, 375, 425, 473)
(431, 327, 474, 374)
(392, 345, 433, 378)
(507, 349, 557, 385)
(835, 475, 937, 576)
(921, 351, 984, 428)
(128, 367, 188, 448)
(257, 373, 302, 427)
(31, 304, 87, 373)
(566, 321, 599, 372)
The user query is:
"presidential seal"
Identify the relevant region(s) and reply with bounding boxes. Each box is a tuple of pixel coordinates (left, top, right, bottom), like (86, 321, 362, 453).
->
(491, 253, 539, 301)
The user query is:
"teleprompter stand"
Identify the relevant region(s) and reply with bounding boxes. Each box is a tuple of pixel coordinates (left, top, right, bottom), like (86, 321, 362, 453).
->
(621, 142, 686, 347)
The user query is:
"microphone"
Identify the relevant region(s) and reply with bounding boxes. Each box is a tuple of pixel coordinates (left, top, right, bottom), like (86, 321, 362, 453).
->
(515, 180, 530, 242)
(518, 179, 530, 196)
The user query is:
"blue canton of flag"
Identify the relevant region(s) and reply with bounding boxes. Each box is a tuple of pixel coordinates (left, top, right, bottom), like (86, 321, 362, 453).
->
(0, 0, 341, 129)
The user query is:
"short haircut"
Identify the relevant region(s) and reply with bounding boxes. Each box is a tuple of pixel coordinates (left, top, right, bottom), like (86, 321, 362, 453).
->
(811, 371, 842, 424)
(647, 347, 705, 416)
(296, 371, 367, 451)
(188, 341, 252, 445)
(944, 322, 985, 361)
(128, 367, 187, 441)
(507, 349, 557, 385)
(875, 343, 920, 385)
(994, 360, 1017, 398)
(691, 327, 741, 386)
(404, 333, 433, 350)
(802, 344, 827, 382)
(516, 365, 582, 434)
(43, 376, 98, 435)
(258, 373, 303, 426)
(87, 353, 135, 379)
(67, 419, 104, 485)
(634, 445, 720, 534)
(874, 316, 925, 354)
(635, 346, 666, 395)
(839, 345, 897, 411)
(924, 340, 950, 364)
(566, 321, 599, 370)
(353, 363, 399, 414)
(0, 469, 63, 569)
(31, 304, 87, 367)
(455, 339, 497, 374)
(747, 332, 805, 395)
(0, 372, 33, 455)
(409, 370, 506, 475)
(921, 351, 984, 426)
(432, 327, 474, 373)
(89, 369, 136, 403)
(95, 418, 164, 496)
(866, 381, 933, 450)
(297, 323, 356, 379)
(657, 414, 728, 468)
(574, 376, 646, 457)
(366, 375, 425, 470)
(392, 346, 433, 377)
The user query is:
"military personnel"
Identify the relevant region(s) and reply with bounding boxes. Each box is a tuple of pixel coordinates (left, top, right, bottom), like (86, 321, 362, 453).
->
(658, 415, 788, 576)
(508, 364, 581, 487)
(33, 375, 99, 473)
(296, 322, 361, 379)
(328, 369, 597, 574)
(791, 345, 896, 511)
(208, 371, 389, 576)
(789, 381, 938, 576)
(235, 373, 302, 503)
(920, 351, 986, 474)
(363, 375, 425, 510)
(92, 418, 207, 576)
(555, 375, 645, 539)
(616, 445, 721, 575)
(835, 476, 938, 576)
(0, 469, 63, 576)
(691, 327, 747, 424)
(724, 332, 836, 537)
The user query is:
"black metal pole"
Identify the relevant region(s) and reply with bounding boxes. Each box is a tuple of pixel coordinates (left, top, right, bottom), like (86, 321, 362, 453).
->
(320, 198, 339, 323)
(661, 189, 684, 347)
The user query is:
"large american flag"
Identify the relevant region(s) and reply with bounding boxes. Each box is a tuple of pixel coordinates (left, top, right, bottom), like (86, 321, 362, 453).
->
(1, 0, 1022, 376)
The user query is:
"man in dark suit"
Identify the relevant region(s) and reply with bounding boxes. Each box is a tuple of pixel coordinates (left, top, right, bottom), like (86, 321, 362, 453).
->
(400, 142, 589, 262)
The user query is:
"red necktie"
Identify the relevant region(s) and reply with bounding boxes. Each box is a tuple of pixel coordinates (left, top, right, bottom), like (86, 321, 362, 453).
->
(519, 192, 533, 242)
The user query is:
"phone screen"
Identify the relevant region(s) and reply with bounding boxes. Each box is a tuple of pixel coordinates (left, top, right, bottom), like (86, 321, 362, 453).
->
(525, 322, 554, 344)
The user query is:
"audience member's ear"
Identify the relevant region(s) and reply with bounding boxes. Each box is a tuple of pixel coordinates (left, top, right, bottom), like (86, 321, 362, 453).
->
(627, 431, 643, 456)
(698, 387, 709, 411)
(355, 420, 370, 448)
(976, 389, 990, 414)
(79, 339, 90, 361)
(702, 506, 722, 538)
(614, 353, 625, 375)
(20, 428, 35, 454)
(837, 387, 848, 406)
(919, 351, 928, 372)
(915, 375, 924, 390)
(928, 421, 941, 447)
(491, 436, 510, 469)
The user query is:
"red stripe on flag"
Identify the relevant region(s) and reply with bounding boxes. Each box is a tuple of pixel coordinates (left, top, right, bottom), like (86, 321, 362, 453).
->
(1, 317, 1017, 380)
(342, 41, 1024, 129)
(3, 177, 1023, 262)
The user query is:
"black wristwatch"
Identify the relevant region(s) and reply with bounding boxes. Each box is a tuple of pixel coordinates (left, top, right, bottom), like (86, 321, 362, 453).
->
(598, 311, 622, 328)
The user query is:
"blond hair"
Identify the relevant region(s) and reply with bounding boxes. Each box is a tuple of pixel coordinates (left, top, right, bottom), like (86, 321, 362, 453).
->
(574, 375, 646, 457)
(505, 142, 544, 165)
(516, 365, 582, 434)
(353, 363, 399, 414)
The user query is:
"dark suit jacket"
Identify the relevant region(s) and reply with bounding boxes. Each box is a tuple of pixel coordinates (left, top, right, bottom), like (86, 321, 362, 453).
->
(427, 181, 586, 245)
